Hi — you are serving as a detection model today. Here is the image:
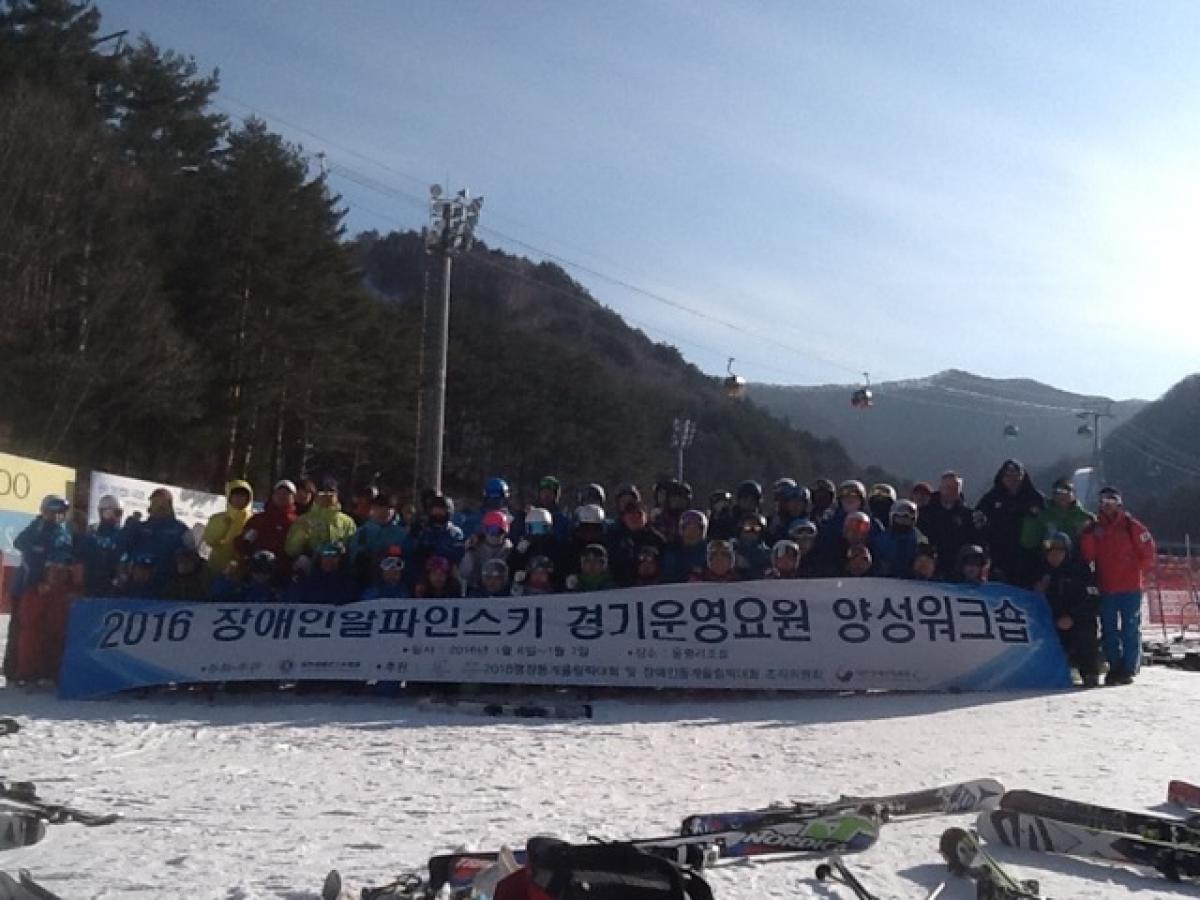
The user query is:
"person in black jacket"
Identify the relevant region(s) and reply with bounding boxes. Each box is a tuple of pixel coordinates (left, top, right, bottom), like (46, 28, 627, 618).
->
(913, 471, 977, 579)
(974, 459, 1045, 587)
(1032, 531, 1100, 687)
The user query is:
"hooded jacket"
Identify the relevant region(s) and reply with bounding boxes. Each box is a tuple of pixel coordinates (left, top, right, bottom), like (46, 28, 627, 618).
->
(203, 480, 254, 575)
(285, 499, 358, 559)
(975, 460, 1045, 585)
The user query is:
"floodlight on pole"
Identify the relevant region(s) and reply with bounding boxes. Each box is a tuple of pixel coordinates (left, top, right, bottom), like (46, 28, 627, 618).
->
(414, 186, 484, 496)
(671, 417, 697, 481)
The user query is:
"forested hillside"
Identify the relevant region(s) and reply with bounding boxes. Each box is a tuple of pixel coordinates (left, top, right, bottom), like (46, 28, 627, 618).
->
(0, 0, 863, 502)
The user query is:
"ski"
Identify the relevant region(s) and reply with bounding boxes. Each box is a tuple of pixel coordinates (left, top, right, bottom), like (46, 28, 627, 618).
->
(0, 782, 118, 827)
(1169, 780, 1200, 810)
(0, 720, 18, 737)
(682, 778, 1004, 834)
(1001, 789, 1200, 846)
(815, 854, 880, 900)
(978, 809, 1200, 881)
(0, 813, 46, 852)
(940, 827, 1043, 899)
(352, 812, 881, 899)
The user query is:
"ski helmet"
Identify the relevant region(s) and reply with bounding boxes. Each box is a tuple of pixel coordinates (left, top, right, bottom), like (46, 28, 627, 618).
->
(772, 477, 798, 499)
(481, 510, 509, 533)
(483, 477, 510, 501)
(736, 480, 763, 502)
(772, 539, 801, 559)
(679, 509, 709, 534)
(890, 499, 919, 521)
(524, 506, 554, 536)
(581, 483, 607, 506)
(575, 504, 606, 526)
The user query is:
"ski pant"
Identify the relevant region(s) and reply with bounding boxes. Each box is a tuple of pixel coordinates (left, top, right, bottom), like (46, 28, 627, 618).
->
(1099, 591, 1142, 676)
(1057, 615, 1100, 684)
(12, 591, 71, 682)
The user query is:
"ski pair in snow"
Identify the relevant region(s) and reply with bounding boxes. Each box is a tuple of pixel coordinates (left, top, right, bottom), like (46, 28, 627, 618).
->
(976, 785, 1200, 884)
(325, 778, 1004, 899)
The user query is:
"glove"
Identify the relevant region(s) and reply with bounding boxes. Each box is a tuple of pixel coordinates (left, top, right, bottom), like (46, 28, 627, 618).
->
(242, 529, 258, 544)
(565, 574, 579, 591)
(516, 539, 530, 554)
(972, 509, 988, 530)
(513, 570, 527, 584)
(293, 555, 313, 576)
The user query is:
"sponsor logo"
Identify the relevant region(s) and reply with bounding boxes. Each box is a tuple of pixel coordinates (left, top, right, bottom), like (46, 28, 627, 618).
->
(741, 829, 851, 851)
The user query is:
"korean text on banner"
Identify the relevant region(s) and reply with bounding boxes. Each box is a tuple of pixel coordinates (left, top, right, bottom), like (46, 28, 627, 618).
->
(0, 451, 76, 555)
(59, 578, 1073, 699)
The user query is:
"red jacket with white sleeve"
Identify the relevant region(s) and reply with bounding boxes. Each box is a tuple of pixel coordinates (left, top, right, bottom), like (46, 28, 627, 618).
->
(1078, 511, 1155, 594)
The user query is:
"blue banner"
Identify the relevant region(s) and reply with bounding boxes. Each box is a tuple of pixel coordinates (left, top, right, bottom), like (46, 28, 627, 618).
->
(58, 578, 1072, 699)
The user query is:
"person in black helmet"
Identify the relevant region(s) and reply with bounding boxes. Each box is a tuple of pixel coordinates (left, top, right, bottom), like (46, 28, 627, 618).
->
(1033, 532, 1100, 687)
(769, 483, 813, 544)
(707, 490, 735, 540)
(810, 479, 836, 520)
(712, 481, 761, 541)
(652, 480, 692, 543)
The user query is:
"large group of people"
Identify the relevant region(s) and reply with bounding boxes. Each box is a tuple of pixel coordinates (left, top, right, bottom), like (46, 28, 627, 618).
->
(4, 458, 1156, 688)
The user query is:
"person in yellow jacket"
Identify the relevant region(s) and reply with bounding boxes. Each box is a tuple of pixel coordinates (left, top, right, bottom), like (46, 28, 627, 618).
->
(202, 480, 254, 575)
(284, 477, 357, 560)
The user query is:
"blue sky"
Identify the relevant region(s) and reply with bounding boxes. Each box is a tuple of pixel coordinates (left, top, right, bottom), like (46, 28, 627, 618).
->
(98, 1, 1199, 400)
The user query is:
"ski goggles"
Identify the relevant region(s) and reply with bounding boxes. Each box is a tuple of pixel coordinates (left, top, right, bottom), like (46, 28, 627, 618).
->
(379, 556, 404, 572)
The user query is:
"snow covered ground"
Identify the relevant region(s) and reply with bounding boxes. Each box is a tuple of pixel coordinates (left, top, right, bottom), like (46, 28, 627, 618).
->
(3, 613, 1200, 899)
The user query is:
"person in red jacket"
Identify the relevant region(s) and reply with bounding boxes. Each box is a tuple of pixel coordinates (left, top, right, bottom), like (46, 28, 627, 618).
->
(1078, 486, 1155, 685)
(236, 480, 298, 583)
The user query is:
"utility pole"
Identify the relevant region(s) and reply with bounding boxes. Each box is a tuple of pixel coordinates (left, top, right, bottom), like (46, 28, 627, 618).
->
(414, 185, 483, 496)
(671, 417, 696, 482)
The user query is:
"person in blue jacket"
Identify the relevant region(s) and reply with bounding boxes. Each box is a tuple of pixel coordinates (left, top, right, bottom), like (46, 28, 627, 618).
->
(662, 510, 708, 583)
(351, 493, 409, 585)
(406, 493, 464, 585)
(80, 494, 127, 597)
(13, 495, 74, 599)
(360, 552, 410, 601)
(213, 550, 281, 603)
(286, 542, 359, 605)
(874, 500, 927, 578)
(122, 488, 191, 588)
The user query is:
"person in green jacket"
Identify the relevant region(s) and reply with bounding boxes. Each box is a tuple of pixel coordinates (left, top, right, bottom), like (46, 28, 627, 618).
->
(1021, 477, 1095, 551)
(285, 477, 357, 560)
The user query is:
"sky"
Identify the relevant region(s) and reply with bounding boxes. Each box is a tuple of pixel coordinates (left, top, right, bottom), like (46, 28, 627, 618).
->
(97, 0, 1200, 401)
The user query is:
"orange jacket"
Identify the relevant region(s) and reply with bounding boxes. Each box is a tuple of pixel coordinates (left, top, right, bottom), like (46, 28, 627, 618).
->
(1078, 511, 1155, 594)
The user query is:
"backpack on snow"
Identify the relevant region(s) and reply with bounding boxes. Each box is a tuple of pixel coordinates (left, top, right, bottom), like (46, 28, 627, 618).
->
(525, 836, 714, 900)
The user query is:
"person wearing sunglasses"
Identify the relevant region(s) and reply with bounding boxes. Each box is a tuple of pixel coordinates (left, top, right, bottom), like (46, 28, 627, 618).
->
(1079, 487, 1155, 685)
(733, 512, 771, 580)
(459, 510, 513, 592)
(1021, 477, 1095, 555)
(362, 551, 409, 601)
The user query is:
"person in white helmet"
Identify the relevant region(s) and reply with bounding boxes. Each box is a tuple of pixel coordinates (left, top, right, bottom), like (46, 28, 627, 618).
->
(81, 495, 127, 596)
